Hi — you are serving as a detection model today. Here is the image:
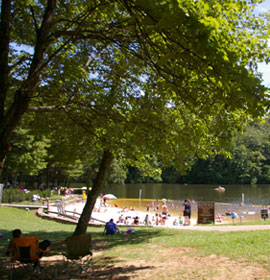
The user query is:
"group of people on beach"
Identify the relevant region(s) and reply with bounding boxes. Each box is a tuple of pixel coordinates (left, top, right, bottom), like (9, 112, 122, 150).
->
(111, 199, 192, 228)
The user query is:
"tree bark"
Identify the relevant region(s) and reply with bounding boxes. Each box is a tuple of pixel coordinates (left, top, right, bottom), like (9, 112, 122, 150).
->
(0, 0, 11, 174)
(73, 150, 113, 236)
(0, 0, 11, 120)
(0, 0, 57, 175)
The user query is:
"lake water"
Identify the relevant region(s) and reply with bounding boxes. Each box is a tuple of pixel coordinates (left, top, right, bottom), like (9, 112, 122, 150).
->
(105, 183, 270, 205)
(103, 184, 270, 222)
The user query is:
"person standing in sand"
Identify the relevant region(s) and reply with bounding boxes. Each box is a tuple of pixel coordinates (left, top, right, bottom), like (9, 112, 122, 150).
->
(144, 214, 150, 226)
(231, 211, 237, 223)
(103, 196, 107, 207)
(155, 213, 159, 225)
(161, 203, 168, 214)
(183, 199, 191, 226)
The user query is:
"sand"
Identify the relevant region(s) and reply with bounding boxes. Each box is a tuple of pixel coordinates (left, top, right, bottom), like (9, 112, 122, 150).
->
(63, 198, 196, 228)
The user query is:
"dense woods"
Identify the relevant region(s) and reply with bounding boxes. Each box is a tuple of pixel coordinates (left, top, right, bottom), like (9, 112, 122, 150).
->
(2, 119, 270, 186)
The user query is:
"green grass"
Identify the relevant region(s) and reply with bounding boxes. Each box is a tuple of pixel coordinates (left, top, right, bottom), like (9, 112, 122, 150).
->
(0, 207, 102, 248)
(200, 219, 270, 226)
(102, 227, 270, 264)
(1, 207, 270, 278)
(226, 219, 270, 225)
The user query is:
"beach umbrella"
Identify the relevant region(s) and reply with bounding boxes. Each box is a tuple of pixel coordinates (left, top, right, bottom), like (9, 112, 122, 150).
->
(103, 194, 117, 199)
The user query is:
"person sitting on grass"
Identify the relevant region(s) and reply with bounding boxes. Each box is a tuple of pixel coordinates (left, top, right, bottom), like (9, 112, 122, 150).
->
(6, 229, 51, 270)
(104, 219, 119, 235)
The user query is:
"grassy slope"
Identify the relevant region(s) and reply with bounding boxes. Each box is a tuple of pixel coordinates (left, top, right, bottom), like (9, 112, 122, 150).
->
(1, 207, 270, 269)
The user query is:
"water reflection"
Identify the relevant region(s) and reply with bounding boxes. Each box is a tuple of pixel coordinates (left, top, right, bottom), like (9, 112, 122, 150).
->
(103, 184, 270, 223)
(105, 184, 270, 205)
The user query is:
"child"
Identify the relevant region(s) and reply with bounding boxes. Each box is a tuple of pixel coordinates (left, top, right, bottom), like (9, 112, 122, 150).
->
(231, 211, 237, 223)
(155, 213, 159, 225)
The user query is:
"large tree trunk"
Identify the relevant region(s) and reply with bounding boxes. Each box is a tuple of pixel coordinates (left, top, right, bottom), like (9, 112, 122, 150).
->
(0, 0, 11, 175)
(73, 150, 113, 236)
(0, 0, 57, 176)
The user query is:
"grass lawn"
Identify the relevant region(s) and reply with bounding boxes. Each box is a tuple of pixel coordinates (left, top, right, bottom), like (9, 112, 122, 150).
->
(1, 207, 270, 279)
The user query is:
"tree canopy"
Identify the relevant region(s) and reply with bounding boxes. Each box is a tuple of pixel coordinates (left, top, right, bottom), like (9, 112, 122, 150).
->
(1, 0, 270, 234)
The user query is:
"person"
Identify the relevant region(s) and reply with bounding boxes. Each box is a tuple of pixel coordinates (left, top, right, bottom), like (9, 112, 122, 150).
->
(103, 196, 107, 207)
(231, 211, 237, 223)
(216, 214, 223, 223)
(161, 203, 168, 214)
(117, 215, 124, 224)
(82, 191, 87, 200)
(179, 216, 183, 226)
(155, 213, 159, 225)
(105, 219, 118, 235)
(144, 214, 150, 226)
(146, 203, 150, 211)
(124, 216, 130, 225)
(183, 199, 191, 226)
(6, 229, 51, 269)
(133, 216, 140, 225)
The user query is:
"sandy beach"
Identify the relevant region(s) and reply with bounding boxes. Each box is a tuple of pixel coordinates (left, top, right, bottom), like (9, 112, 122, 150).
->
(47, 195, 266, 228)
(63, 198, 197, 228)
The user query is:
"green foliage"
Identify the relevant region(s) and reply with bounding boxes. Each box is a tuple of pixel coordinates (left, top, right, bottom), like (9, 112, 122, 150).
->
(125, 155, 162, 183)
(2, 0, 270, 189)
(173, 118, 270, 184)
(1, 188, 51, 203)
(10, 0, 268, 169)
(107, 158, 127, 185)
(4, 126, 49, 176)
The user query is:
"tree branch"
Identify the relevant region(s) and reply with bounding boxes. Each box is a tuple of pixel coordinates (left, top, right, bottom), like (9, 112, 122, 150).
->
(30, 5, 39, 34)
(0, 0, 11, 119)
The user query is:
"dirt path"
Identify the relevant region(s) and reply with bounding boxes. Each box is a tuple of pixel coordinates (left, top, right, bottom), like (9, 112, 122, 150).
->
(41, 245, 270, 279)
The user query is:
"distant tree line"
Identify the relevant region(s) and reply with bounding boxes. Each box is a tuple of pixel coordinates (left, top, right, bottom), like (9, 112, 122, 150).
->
(129, 119, 270, 185)
(2, 118, 270, 187)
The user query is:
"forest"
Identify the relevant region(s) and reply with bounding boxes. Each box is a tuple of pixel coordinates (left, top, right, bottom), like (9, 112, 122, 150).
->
(2, 118, 270, 187)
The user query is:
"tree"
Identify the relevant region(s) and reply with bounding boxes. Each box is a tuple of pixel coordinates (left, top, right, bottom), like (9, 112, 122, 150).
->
(107, 158, 127, 185)
(178, 118, 270, 184)
(1, 0, 269, 235)
(2, 126, 49, 186)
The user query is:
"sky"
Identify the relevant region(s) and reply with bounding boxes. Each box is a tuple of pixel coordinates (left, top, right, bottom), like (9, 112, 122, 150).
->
(256, 0, 270, 86)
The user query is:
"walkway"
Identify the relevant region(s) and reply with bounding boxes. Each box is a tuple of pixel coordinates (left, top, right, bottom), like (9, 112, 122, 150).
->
(168, 224, 270, 232)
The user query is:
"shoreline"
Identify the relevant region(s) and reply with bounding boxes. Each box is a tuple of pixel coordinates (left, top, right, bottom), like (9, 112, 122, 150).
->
(46, 196, 269, 228)
(64, 199, 197, 227)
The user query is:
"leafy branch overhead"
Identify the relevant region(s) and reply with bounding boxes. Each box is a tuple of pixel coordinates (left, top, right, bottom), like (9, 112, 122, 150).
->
(1, 0, 270, 234)
(0, 0, 268, 168)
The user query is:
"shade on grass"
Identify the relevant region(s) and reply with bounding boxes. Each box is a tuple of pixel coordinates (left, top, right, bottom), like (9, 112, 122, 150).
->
(1, 207, 270, 267)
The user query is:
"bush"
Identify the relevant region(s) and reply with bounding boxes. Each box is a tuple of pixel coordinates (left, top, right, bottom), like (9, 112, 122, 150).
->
(1, 188, 51, 204)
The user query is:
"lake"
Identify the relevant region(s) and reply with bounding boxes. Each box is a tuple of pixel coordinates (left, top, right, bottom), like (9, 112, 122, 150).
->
(104, 183, 270, 206)
(102, 184, 270, 222)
